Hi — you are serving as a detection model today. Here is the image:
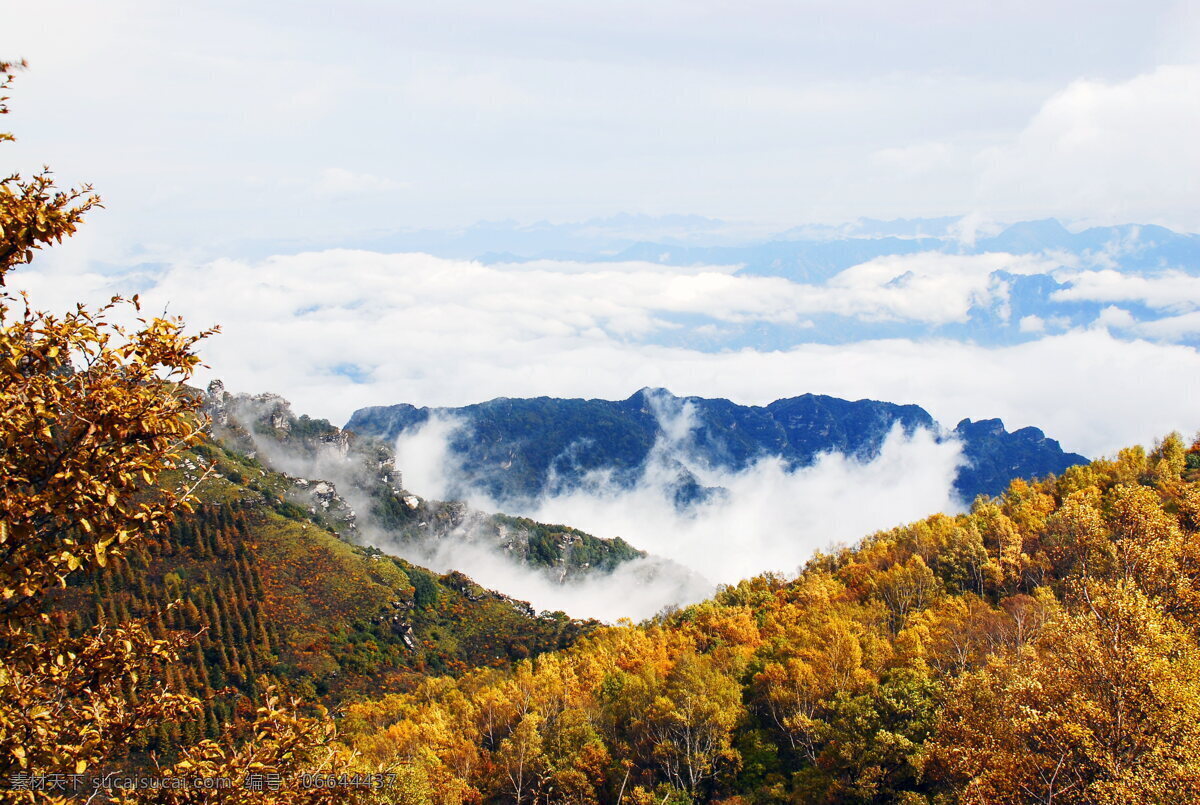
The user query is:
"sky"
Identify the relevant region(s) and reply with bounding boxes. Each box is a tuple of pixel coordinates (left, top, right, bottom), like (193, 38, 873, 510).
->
(4, 0, 1200, 260)
(7, 2, 1200, 614)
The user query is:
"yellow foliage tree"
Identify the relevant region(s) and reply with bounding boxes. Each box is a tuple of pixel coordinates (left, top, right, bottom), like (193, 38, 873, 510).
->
(0, 60, 214, 800)
(927, 581, 1200, 804)
(641, 651, 743, 797)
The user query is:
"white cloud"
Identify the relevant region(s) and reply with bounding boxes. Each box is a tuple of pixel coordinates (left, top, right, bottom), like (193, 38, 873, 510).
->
(1019, 314, 1045, 333)
(482, 426, 963, 592)
(819, 251, 1049, 324)
(1133, 312, 1200, 340)
(948, 212, 1005, 248)
(15, 248, 1048, 346)
(397, 249, 1044, 331)
(393, 537, 713, 623)
(977, 64, 1200, 230)
(1053, 269, 1200, 312)
(1094, 305, 1138, 330)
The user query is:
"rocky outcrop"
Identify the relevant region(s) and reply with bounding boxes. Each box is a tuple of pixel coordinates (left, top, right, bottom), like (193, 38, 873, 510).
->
(953, 418, 1085, 502)
(290, 477, 358, 537)
(202, 381, 644, 581)
(205, 380, 229, 426)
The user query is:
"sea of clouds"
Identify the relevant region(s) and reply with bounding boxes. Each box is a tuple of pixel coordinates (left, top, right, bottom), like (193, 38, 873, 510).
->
(9, 0, 1200, 621)
(14, 247, 1200, 619)
(16, 247, 1200, 460)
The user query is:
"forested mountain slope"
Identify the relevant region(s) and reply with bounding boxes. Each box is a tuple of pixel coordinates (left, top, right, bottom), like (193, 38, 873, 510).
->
(37, 435, 601, 758)
(335, 434, 1200, 804)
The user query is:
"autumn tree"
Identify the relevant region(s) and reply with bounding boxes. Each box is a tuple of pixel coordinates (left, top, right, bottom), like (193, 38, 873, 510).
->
(927, 582, 1200, 803)
(0, 59, 214, 799)
(326, 435, 1200, 802)
(873, 554, 940, 633)
(637, 650, 743, 797)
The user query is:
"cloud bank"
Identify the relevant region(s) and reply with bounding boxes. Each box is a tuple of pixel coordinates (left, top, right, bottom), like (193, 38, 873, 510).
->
(979, 65, 1200, 231)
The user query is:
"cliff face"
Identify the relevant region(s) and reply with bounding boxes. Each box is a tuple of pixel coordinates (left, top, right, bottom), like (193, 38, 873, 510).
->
(951, 417, 1084, 503)
(346, 388, 1087, 504)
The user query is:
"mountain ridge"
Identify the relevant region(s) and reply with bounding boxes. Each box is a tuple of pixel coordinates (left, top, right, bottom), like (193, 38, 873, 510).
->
(345, 388, 1087, 504)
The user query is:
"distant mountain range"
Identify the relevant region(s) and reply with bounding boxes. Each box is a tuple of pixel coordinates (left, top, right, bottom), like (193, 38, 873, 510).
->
(477, 218, 1200, 283)
(346, 388, 1087, 504)
(287, 214, 1200, 277)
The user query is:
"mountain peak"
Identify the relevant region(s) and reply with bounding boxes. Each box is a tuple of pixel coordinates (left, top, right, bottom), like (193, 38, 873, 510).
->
(627, 387, 676, 402)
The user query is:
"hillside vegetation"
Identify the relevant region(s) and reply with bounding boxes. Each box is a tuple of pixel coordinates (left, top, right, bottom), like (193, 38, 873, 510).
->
(334, 434, 1200, 804)
(36, 436, 599, 750)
